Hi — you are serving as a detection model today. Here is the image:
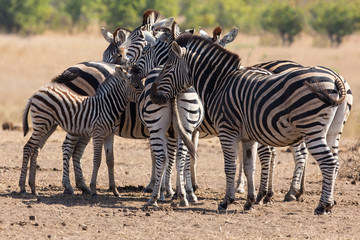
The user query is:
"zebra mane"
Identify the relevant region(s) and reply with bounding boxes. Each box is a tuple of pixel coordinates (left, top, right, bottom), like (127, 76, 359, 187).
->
(143, 9, 161, 25)
(175, 34, 242, 67)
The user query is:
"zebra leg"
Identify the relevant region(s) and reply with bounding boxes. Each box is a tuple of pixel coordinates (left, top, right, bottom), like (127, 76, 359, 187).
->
(175, 137, 189, 207)
(163, 136, 176, 199)
(284, 142, 307, 202)
(255, 145, 272, 204)
(90, 135, 104, 197)
(217, 133, 241, 211)
(61, 134, 78, 195)
(104, 135, 119, 197)
(24, 125, 57, 195)
(242, 140, 258, 211)
(71, 137, 91, 194)
(191, 130, 200, 192)
(263, 147, 276, 204)
(144, 149, 156, 193)
(185, 152, 198, 203)
(235, 143, 246, 194)
(305, 137, 338, 215)
(147, 135, 168, 206)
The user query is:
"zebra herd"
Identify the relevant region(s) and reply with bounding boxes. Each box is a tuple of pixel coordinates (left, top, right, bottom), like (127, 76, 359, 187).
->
(20, 9, 352, 215)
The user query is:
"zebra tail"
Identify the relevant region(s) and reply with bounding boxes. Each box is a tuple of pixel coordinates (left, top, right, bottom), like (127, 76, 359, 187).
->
(172, 96, 197, 160)
(22, 99, 31, 137)
(304, 73, 346, 107)
(51, 70, 80, 84)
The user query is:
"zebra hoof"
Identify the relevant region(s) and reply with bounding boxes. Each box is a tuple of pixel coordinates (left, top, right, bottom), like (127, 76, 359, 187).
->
(263, 196, 273, 205)
(314, 202, 333, 215)
(63, 188, 74, 195)
(165, 189, 175, 199)
(192, 184, 199, 192)
(187, 194, 198, 203)
(80, 187, 91, 195)
(179, 199, 189, 207)
(218, 198, 232, 212)
(147, 198, 158, 207)
(284, 193, 297, 202)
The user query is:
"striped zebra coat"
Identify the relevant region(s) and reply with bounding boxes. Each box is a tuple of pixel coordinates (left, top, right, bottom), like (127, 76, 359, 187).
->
(135, 23, 308, 206)
(150, 34, 351, 215)
(20, 66, 141, 196)
(132, 23, 241, 206)
(44, 61, 150, 195)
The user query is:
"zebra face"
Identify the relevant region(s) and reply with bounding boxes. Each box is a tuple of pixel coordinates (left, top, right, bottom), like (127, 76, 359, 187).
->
(150, 41, 190, 105)
(102, 27, 131, 64)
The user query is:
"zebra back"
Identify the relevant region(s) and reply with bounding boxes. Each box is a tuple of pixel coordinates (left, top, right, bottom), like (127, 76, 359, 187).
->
(52, 61, 149, 139)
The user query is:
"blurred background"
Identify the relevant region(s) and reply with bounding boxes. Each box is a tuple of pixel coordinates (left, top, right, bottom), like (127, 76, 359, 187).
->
(0, 0, 359, 138)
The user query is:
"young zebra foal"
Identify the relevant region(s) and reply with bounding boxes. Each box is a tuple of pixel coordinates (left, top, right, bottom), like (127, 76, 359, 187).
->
(20, 65, 142, 196)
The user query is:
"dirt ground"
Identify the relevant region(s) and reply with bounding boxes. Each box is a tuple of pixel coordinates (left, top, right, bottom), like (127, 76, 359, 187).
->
(0, 130, 359, 239)
(1, 30, 360, 239)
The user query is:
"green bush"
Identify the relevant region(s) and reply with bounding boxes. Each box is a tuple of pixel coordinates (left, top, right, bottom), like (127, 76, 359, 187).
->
(310, 0, 359, 47)
(0, 0, 52, 34)
(260, 2, 304, 46)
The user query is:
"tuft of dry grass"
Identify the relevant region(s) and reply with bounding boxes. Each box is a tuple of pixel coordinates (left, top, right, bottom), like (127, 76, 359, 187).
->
(1, 31, 359, 138)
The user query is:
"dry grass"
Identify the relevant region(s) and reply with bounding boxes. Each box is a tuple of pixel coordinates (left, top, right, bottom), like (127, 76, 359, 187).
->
(0, 31, 359, 137)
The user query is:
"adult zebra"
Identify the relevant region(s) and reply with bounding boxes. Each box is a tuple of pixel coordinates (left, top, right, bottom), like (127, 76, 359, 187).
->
(102, 9, 174, 65)
(132, 23, 239, 206)
(250, 60, 352, 202)
(150, 34, 351, 215)
(135, 23, 306, 205)
(20, 66, 143, 196)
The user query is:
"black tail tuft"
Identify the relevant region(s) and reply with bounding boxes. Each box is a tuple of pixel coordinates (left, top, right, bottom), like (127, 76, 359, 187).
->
(51, 70, 80, 84)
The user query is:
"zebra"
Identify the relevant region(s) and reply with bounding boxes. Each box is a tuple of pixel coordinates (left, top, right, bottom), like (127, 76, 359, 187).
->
(248, 60, 352, 203)
(132, 23, 240, 206)
(102, 9, 174, 65)
(20, 65, 143, 197)
(150, 34, 351, 215)
(136, 23, 295, 205)
(50, 61, 154, 195)
(44, 10, 175, 195)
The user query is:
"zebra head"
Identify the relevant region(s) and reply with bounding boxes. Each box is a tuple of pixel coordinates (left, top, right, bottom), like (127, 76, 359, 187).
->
(103, 9, 174, 66)
(150, 40, 191, 105)
(102, 27, 131, 64)
(113, 65, 143, 103)
(124, 64, 145, 101)
(135, 21, 194, 79)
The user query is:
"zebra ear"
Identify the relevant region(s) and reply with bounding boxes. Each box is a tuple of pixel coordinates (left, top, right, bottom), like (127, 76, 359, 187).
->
(101, 27, 113, 43)
(141, 28, 156, 46)
(171, 41, 185, 58)
(152, 17, 174, 29)
(115, 30, 127, 44)
(171, 21, 181, 39)
(182, 29, 195, 35)
(199, 26, 210, 39)
(219, 28, 238, 47)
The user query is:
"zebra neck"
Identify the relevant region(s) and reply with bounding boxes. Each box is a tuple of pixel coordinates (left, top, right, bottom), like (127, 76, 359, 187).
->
(189, 51, 239, 105)
(93, 82, 129, 119)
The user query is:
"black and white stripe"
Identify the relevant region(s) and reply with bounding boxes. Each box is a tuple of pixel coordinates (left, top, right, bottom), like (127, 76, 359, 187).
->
(20, 66, 141, 196)
(150, 34, 351, 215)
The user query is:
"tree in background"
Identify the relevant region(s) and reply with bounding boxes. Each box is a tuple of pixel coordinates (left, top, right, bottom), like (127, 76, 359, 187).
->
(309, 0, 360, 47)
(101, 0, 146, 30)
(145, 0, 179, 20)
(260, 2, 304, 46)
(0, 0, 52, 34)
